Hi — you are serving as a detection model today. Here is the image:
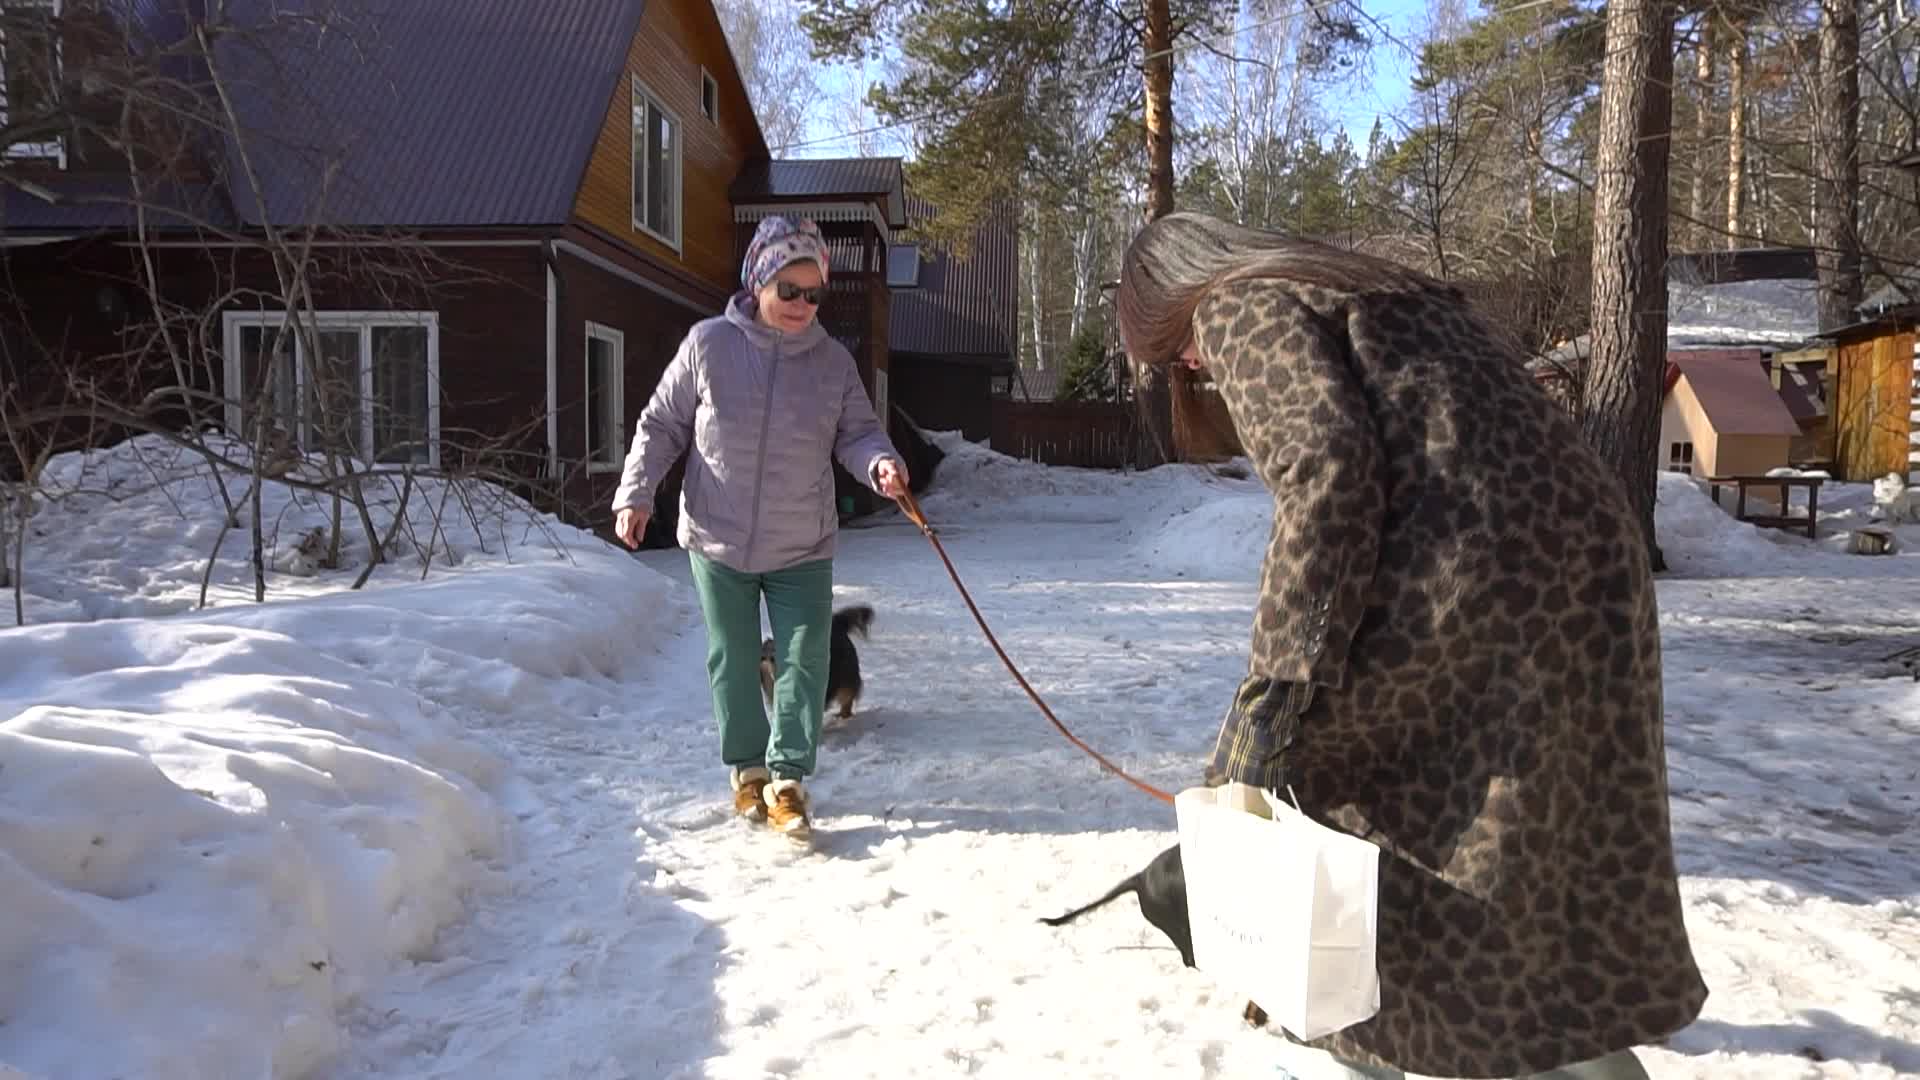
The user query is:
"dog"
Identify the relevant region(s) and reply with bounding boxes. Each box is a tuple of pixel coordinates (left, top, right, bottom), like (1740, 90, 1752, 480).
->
(1040, 843, 1270, 1028)
(759, 605, 875, 723)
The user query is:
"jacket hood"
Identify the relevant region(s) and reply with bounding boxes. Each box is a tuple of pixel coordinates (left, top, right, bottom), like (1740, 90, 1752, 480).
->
(725, 291, 828, 352)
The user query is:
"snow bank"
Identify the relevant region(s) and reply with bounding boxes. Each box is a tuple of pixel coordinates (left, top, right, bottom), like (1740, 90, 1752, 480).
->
(1125, 468, 1903, 583)
(1132, 490, 1272, 580)
(916, 431, 1268, 552)
(8, 434, 575, 625)
(0, 437, 695, 1079)
(1653, 472, 1813, 572)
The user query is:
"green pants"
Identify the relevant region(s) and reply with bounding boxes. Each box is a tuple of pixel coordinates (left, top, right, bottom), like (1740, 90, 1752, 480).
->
(687, 550, 832, 780)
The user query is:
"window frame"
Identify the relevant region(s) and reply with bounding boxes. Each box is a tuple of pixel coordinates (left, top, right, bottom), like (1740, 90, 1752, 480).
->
(630, 76, 684, 251)
(584, 320, 626, 474)
(699, 68, 718, 123)
(221, 310, 442, 469)
(1, 0, 66, 166)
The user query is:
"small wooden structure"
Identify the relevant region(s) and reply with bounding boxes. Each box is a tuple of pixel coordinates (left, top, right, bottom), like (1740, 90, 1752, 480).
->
(1812, 305, 1918, 483)
(1847, 525, 1897, 555)
(1705, 474, 1824, 539)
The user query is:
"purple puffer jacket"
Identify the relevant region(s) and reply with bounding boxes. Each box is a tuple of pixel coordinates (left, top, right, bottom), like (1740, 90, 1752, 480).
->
(611, 292, 901, 574)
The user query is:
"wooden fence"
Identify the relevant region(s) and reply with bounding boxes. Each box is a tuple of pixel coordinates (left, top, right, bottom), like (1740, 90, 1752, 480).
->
(990, 399, 1162, 469)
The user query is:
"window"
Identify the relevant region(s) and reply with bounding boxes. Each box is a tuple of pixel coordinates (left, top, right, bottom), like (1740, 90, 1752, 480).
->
(222, 311, 440, 467)
(1667, 441, 1694, 475)
(585, 321, 625, 472)
(631, 78, 681, 248)
(699, 69, 717, 122)
(885, 243, 921, 289)
(1, 0, 64, 165)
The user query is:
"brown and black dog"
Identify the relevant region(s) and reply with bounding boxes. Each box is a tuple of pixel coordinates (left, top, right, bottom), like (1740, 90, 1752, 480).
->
(759, 605, 875, 723)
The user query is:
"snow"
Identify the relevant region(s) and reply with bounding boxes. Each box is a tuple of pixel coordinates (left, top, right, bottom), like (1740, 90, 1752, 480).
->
(4, 433, 1920, 1079)
(1667, 278, 1822, 348)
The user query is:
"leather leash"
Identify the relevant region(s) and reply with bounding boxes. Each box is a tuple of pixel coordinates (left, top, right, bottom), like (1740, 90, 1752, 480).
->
(892, 491, 1176, 806)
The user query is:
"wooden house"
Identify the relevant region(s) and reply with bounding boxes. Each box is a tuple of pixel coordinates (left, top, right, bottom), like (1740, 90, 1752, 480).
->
(1658, 350, 1803, 480)
(885, 196, 1016, 443)
(1, 0, 950, 538)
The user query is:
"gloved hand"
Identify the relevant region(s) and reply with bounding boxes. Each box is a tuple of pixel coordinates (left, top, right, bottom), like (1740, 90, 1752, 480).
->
(1204, 673, 1316, 790)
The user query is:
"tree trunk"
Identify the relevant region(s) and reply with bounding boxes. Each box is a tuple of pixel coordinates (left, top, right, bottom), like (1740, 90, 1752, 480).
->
(1583, 0, 1675, 572)
(1143, 0, 1176, 222)
(1689, 16, 1715, 248)
(1725, 15, 1748, 248)
(1813, 0, 1863, 331)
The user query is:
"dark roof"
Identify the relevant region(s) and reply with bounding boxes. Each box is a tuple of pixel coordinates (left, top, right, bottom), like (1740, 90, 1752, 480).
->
(214, 0, 649, 227)
(1813, 303, 1920, 341)
(2, 176, 235, 232)
(730, 158, 907, 226)
(1669, 350, 1802, 436)
(887, 194, 1015, 366)
(7, 0, 696, 231)
(1668, 247, 1817, 285)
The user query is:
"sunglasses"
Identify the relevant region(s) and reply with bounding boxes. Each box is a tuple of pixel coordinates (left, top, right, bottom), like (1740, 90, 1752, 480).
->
(775, 281, 825, 305)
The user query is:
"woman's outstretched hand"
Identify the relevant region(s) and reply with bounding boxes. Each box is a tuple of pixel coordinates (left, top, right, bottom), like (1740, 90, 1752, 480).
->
(876, 458, 910, 499)
(614, 508, 649, 550)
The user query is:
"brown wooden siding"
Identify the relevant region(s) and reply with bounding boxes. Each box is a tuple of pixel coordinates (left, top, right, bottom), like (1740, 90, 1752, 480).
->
(1831, 329, 1915, 481)
(893, 356, 997, 442)
(569, 0, 763, 292)
(550, 248, 703, 532)
(2, 239, 556, 490)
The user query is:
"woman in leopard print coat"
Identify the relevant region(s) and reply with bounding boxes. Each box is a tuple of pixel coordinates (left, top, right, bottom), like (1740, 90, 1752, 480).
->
(1116, 213, 1708, 1080)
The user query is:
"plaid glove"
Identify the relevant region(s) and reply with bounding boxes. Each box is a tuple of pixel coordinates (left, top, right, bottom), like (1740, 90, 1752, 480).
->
(1203, 673, 1317, 791)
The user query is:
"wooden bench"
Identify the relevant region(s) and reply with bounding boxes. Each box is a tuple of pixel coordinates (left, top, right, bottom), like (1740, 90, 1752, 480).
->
(1704, 474, 1823, 540)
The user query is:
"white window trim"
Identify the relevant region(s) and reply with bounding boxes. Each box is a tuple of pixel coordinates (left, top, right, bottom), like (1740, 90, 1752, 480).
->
(221, 310, 442, 470)
(584, 320, 625, 474)
(630, 75, 684, 252)
(699, 68, 718, 122)
(1, 0, 66, 167)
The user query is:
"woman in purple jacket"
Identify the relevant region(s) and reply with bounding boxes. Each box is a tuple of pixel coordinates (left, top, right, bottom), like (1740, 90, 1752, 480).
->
(611, 215, 908, 843)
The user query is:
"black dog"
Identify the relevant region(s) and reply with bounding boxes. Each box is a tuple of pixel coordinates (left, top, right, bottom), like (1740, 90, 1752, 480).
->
(759, 605, 875, 722)
(1041, 843, 1195, 966)
(1041, 843, 1270, 1028)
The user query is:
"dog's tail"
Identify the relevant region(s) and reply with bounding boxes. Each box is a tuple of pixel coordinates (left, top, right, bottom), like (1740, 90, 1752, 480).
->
(832, 605, 875, 640)
(1038, 871, 1142, 927)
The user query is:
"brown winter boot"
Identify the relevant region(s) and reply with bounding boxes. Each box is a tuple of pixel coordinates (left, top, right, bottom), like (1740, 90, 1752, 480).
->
(731, 765, 770, 822)
(763, 777, 812, 841)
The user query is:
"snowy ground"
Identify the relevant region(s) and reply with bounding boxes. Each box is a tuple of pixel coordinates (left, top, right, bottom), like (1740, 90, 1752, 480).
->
(3, 434, 1919, 1079)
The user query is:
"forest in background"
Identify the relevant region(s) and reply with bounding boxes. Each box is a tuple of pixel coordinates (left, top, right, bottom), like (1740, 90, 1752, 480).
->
(717, 0, 1918, 387)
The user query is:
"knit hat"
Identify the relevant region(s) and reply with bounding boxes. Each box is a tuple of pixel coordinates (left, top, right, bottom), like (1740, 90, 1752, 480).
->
(742, 215, 831, 294)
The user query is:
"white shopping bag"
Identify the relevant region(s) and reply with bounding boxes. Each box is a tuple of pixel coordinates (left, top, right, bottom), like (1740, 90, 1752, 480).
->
(1174, 781, 1382, 1042)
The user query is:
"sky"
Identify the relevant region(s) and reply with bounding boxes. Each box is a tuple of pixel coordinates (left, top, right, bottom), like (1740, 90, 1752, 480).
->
(788, 0, 1427, 161)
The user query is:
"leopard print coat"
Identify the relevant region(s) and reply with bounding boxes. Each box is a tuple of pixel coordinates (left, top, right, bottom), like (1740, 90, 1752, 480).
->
(1191, 271, 1709, 1078)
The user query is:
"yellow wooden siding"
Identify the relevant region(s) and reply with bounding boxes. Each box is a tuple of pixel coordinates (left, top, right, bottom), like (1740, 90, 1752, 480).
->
(570, 0, 762, 291)
(1832, 331, 1915, 480)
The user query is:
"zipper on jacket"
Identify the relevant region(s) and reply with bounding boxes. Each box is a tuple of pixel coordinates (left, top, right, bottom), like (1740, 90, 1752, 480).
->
(744, 333, 779, 567)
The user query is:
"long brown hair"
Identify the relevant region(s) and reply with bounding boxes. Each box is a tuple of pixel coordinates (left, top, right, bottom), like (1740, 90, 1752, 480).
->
(1114, 211, 1437, 376)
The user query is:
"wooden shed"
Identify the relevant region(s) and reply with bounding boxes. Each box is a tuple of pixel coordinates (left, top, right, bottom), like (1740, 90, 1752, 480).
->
(1814, 305, 1920, 483)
